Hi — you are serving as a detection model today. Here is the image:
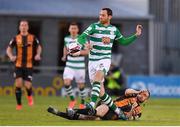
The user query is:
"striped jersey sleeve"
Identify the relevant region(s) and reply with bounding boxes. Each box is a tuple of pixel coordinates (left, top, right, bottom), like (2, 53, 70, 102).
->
(115, 28, 123, 40)
(83, 23, 95, 35)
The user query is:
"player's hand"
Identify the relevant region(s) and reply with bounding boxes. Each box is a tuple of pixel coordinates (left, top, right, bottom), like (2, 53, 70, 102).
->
(102, 37, 111, 44)
(70, 51, 81, 56)
(34, 54, 41, 61)
(61, 56, 66, 62)
(135, 25, 143, 36)
(85, 43, 93, 50)
(9, 55, 16, 62)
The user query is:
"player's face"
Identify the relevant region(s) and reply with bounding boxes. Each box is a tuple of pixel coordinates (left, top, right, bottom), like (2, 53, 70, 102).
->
(19, 21, 29, 33)
(137, 91, 149, 103)
(69, 25, 79, 36)
(99, 10, 112, 24)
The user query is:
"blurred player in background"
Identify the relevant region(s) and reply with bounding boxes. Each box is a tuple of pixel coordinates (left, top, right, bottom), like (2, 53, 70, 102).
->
(6, 20, 42, 110)
(61, 22, 89, 109)
(72, 8, 142, 118)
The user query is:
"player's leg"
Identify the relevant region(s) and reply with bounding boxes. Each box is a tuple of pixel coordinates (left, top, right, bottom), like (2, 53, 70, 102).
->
(63, 67, 76, 109)
(75, 69, 86, 109)
(15, 78, 23, 110)
(77, 83, 86, 109)
(89, 70, 104, 108)
(99, 85, 120, 115)
(24, 68, 34, 106)
(96, 104, 109, 117)
(47, 106, 98, 120)
(88, 60, 124, 117)
(14, 68, 23, 110)
(47, 106, 75, 120)
(87, 61, 103, 108)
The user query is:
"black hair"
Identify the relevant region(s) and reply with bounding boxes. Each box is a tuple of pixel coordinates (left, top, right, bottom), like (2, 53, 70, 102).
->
(70, 22, 78, 26)
(102, 8, 113, 16)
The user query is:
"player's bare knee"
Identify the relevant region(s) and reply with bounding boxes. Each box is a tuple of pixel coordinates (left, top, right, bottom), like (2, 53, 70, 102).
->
(77, 83, 85, 89)
(15, 78, 23, 87)
(96, 104, 109, 117)
(24, 81, 32, 89)
(64, 79, 72, 86)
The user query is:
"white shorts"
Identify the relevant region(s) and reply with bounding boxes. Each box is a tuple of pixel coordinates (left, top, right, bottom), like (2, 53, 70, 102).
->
(63, 67, 85, 83)
(88, 59, 111, 83)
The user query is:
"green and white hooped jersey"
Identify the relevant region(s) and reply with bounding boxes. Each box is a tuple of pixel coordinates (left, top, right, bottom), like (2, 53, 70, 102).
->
(83, 22, 123, 61)
(64, 35, 85, 69)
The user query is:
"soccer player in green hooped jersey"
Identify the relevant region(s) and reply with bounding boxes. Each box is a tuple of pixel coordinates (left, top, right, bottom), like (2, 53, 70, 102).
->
(62, 22, 89, 109)
(73, 8, 142, 118)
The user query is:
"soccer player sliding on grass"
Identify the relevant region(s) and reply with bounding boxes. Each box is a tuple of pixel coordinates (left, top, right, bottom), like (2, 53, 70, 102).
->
(70, 7, 142, 119)
(47, 89, 150, 120)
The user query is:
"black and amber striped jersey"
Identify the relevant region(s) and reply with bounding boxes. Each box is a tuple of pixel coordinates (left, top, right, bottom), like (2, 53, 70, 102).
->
(9, 34, 40, 68)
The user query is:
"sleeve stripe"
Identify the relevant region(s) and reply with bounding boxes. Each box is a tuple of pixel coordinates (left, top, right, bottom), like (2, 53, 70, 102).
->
(35, 39, 40, 44)
(83, 32, 89, 35)
(9, 40, 13, 45)
(115, 35, 123, 40)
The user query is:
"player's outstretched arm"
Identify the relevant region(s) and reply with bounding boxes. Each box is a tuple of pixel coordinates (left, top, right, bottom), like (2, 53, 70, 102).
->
(117, 25, 142, 46)
(125, 88, 140, 96)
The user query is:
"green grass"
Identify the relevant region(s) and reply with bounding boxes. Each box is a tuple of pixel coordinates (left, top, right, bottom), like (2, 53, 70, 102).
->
(0, 96, 180, 126)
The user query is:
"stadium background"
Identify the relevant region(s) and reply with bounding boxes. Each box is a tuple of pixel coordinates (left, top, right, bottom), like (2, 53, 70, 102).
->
(0, 0, 180, 125)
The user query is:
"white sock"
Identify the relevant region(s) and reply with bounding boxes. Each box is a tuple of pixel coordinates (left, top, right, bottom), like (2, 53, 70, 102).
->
(90, 102, 95, 108)
(115, 108, 120, 115)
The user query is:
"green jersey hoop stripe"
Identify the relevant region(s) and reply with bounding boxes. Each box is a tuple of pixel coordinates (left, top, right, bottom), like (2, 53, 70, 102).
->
(91, 48, 111, 54)
(67, 60, 85, 63)
(89, 36, 113, 43)
(90, 50, 111, 56)
(89, 57, 111, 61)
(66, 65, 85, 69)
(93, 45, 112, 50)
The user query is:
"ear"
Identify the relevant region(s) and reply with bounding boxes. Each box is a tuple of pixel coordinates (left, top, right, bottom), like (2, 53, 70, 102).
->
(109, 15, 112, 20)
(68, 27, 71, 32)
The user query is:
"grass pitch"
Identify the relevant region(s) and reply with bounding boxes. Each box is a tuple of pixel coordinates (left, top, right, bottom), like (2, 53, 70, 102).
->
(0, 96, 180, 126)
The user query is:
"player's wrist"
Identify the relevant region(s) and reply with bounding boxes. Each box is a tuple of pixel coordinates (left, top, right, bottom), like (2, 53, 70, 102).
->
(134, 33, 138, 37)
(79, 51, 81, 56)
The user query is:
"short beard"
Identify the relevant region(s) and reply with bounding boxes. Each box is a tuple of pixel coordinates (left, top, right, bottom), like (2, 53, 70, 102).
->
(100, 19, 109, 24)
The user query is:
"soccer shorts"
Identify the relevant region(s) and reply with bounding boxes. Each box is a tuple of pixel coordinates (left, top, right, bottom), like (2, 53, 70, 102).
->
(63, 67, 85, 83)
(88, 59, 111, 83)
(14, 67, 33, 82)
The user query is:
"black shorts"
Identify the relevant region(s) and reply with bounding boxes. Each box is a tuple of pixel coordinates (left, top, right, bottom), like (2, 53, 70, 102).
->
(14, 67, 33, 82)
(101, 109, 118, 120)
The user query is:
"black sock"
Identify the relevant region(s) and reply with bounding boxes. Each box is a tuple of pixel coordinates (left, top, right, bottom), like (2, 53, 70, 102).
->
(74, 108, 96, 116)
(26, 87, 32, 96)
(15, 87, 22, 105)
(56, 112, 79, 120)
